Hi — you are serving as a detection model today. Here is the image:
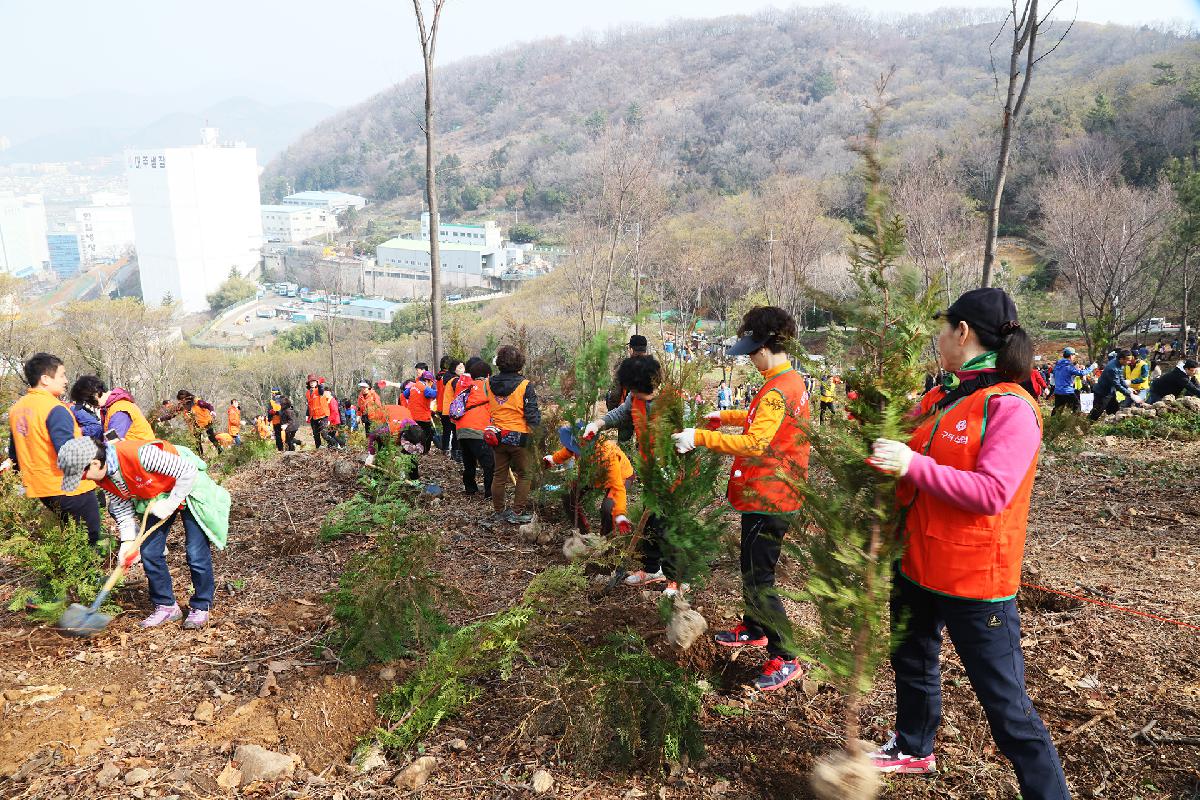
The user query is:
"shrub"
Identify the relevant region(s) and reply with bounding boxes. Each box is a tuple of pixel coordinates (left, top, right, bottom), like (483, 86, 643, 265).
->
(1096, 411, 1200, 441)
(214, 437, 275, 476)
(326, 531, 452, 669)
(320, 446, 414, 542)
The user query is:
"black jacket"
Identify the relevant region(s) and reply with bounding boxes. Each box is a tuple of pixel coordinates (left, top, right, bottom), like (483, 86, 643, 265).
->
(1148, 367, 1200, 401)
(488, 372, 541, 427)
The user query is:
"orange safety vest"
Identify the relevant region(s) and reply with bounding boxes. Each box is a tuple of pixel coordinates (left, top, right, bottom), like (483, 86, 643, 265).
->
(98, 440, 178, 501)
(440, 376, 457, 416)
(487, 379, 530, 433)
(103, 398, 155, 442)
(898, 383, 1042, 601)
(268, 398, 282, 425)
(306, 387, 328, 420)
(407, 380, 434, 422)
(726, 367, 811, 513)
(227, 406, 242, 435)
(9, 388, 94, 498)
(457, 382, 492, 431)
(190, 402, 214, 428)
(358, 389, 385, 423)
(255, 418, 272, 439)
(384, 404, 415, 435)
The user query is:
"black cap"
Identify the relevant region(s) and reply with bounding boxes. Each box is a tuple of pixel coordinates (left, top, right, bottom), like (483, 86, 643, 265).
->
(937, 288, 1020, 339)
(726, 333, 770, 356)
(628, 335, 648, 353)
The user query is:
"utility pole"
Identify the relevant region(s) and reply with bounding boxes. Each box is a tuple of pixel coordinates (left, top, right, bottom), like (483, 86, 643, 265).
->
(766, 227, 775, 304)
(634, 221, 641, 335)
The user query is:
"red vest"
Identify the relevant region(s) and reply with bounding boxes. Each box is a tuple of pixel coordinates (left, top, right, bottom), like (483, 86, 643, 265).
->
(384, 404, 415, 435)
(99, 440, 178, 501)
(407, 380, 434, 422)
(899, 383, 1041, 601)
(726, 368, 811, 513)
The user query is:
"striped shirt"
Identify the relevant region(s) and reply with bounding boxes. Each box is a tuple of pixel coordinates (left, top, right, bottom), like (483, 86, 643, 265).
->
(106, 444, 197, 539)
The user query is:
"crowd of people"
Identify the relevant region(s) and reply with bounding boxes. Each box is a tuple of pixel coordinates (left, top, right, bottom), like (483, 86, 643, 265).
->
(5, 288, 1092, 797)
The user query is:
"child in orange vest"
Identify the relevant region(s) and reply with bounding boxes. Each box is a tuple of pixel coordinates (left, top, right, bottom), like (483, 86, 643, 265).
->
(543, 424, 633, 538)
(673, 306, 811, 692)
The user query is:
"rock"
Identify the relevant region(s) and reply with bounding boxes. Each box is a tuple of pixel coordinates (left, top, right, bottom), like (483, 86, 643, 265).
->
(193, 700, 214, 723)
(258, 671, 279, 698)
(1181, 396, 1200, 413)
(809, 749, 880, 800)
(95, 762, 120, 788)
(379, 666, 396, 682)
(332, 461, 362, 481)
(393, 756, 438, 789)
(518, 517, 541, 543)
(267, 660, 291, 673)
(233, 744, 296, 785)
(352, 745, 387, 774)
(666, 598, 708, 650)
(448, 739, 468, 752)
(801, 679, 820, 698)
(101, 694, 118, 707)
(125, 768, 152, 785)
(531, 769, 554, 794)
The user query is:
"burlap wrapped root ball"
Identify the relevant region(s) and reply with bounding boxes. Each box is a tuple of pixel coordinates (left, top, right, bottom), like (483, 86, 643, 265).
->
(666, 597, 707, 650)
(809, 747, 880, 800)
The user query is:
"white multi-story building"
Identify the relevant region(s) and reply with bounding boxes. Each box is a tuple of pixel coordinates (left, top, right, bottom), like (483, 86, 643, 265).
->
(419, 212, 502, 251)
(126, 128, 263, 312)
(261, 204, 337, 243)
(281, 191, 367, 214)
(0, 193, 49, 277)
(75, 193, 135, 265)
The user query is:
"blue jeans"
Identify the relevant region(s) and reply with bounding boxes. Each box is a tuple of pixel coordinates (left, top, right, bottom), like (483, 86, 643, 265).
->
(139, 506, 215, 611)
(891, 571, 1069, 799)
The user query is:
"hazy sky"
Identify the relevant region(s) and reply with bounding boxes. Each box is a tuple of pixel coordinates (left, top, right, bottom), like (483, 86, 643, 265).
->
(2, 0, 1197, 107)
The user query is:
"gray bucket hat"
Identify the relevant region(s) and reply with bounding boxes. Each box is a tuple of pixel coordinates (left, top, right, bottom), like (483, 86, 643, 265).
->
(58, 436, 99, 493)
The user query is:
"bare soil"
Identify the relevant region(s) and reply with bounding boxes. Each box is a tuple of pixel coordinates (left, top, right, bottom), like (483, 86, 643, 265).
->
(2, 437, 1199, 799)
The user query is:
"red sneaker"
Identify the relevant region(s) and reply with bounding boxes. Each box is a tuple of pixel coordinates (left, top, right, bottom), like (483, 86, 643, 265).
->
(753, 657, 802, 691)
(868, 734, 937, 774)
(713, 623, 768, 648)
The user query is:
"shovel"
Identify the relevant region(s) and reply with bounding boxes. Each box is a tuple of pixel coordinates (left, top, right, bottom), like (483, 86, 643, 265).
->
(57, 508, 169, 638)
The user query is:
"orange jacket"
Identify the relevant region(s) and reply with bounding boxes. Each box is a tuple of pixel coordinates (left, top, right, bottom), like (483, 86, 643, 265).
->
(227, 406, 242, 435)
(456, 381, 491, 431)
(98, 440, 178, 501)
(698, 365, 811, 513)
(255, 418, 272, 439)
(8, 388, 94, 498)
(898, 383, 1041, 601)
(488, 380, 530, 433)
(306, 387, 328, 420)
(551, 439, 633, 518)
(190, 402, 214, 429)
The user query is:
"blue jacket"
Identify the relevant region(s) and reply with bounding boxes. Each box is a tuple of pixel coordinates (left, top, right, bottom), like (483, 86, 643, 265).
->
(1052, 358, 1086, 396)
(1094, 358, 1133, 399)
(71, 404, 104, 440)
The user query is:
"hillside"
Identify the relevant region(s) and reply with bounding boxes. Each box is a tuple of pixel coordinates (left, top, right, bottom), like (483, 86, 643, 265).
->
(263, 7, 1196, 222)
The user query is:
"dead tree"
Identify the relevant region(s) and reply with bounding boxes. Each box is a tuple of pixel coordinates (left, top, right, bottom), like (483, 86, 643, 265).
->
(981, 0, 1074, 287)
(412, 0, 448, 365)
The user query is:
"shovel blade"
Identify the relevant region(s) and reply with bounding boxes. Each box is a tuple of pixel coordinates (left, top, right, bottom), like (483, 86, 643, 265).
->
(56, 603, 112, 637)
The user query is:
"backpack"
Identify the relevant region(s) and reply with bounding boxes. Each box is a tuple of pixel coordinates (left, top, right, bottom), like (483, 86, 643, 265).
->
(448, 387, 472, 420)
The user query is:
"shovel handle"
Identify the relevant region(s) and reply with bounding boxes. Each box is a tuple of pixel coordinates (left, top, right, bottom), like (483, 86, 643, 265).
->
(94, 507, 172, 605)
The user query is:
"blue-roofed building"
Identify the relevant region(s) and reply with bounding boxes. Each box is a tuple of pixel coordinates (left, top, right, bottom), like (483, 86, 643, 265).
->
(47, 233, 81, 279)
(281, 191, 367, 214)
(343, 297, 400, 323)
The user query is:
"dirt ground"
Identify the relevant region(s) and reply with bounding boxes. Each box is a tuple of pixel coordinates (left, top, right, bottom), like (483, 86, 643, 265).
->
(2, 436, 1199, 800)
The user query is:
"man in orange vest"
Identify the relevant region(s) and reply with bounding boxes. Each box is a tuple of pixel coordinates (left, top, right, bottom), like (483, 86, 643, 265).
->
(5, 353, 102, 545)
(673, 307, 811, 692)
(305, 374, 331, 449)
(162, 390, 223, 456)
(395, 364, 438, 453)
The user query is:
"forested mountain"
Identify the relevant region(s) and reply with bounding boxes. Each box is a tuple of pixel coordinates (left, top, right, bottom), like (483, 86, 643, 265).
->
(263, 7, 1197, 226)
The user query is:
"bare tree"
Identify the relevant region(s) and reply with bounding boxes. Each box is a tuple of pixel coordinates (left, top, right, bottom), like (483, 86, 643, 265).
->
(981, 0, 1074, 287)
(413, 0, 448, 365)
(1035, 161, 1177, 358)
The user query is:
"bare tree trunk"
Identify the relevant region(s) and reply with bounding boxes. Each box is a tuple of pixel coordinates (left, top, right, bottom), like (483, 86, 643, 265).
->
(414, 0, 448, 367)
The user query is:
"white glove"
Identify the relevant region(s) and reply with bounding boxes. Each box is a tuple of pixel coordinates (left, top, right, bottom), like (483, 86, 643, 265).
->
(0, 458, 11, 473)
(614, 514, 632, 535)
(148, 498, 180, 521)
(583, 420, 603, 440)
(542, 455, 555, 468)
(118, 540, 141, 567)
(672, 428, 697, 454)
(869, 438, 914, 477)
(364, 453, 375, 467)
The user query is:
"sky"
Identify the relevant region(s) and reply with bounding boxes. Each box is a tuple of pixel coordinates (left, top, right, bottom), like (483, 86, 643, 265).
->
(1, 0, 1197, 108)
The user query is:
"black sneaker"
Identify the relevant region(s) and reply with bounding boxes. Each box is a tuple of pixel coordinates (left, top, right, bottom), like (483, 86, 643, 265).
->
(753, 657, 803, 692)
(714, 623, 768, 648)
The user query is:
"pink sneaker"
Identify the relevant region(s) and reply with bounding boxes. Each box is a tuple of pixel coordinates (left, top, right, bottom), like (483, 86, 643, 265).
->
(140, 603, 182, 628)
(869, 734, 937, 774)
(183, 608, 210, 629)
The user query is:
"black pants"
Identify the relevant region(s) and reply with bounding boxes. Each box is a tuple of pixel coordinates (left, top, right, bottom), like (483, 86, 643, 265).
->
(40, 493, 102, 546)
(323, 423, 345, 449)
(459, 438, 494, 495)
(284, 428, 298, 451)
(310, 418, 327, 449)
(196, 423, 222, 456)
(1088, 393, 1119, 421)
(638, 514, 677, 580)
(891, 572, 1069, 798)
(441, 417, 459, 459)
(272, 423, 284, 452)
(739, 512, 794, 659)
(819, 400, 835, 424)
(416, 420, 435, 454)
(563, 487, 617, 537)
(1051, 393, 1080, 415)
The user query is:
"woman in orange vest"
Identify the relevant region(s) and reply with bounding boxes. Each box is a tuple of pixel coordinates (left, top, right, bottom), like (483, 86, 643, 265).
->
(401, 364, 438, 453)
(455, 358, 495, 497)
(227, 400, 242, 445)
(865, 288, 1067, 796)
(356, 382, 385, 434)
(164, 390, 223, 456)
(486, 345, 541, 524)
(544, 424, 633, 539)
(305, 375, 330, 450)
(673, 306, 811, 692)
(439, 359, 466, 462)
